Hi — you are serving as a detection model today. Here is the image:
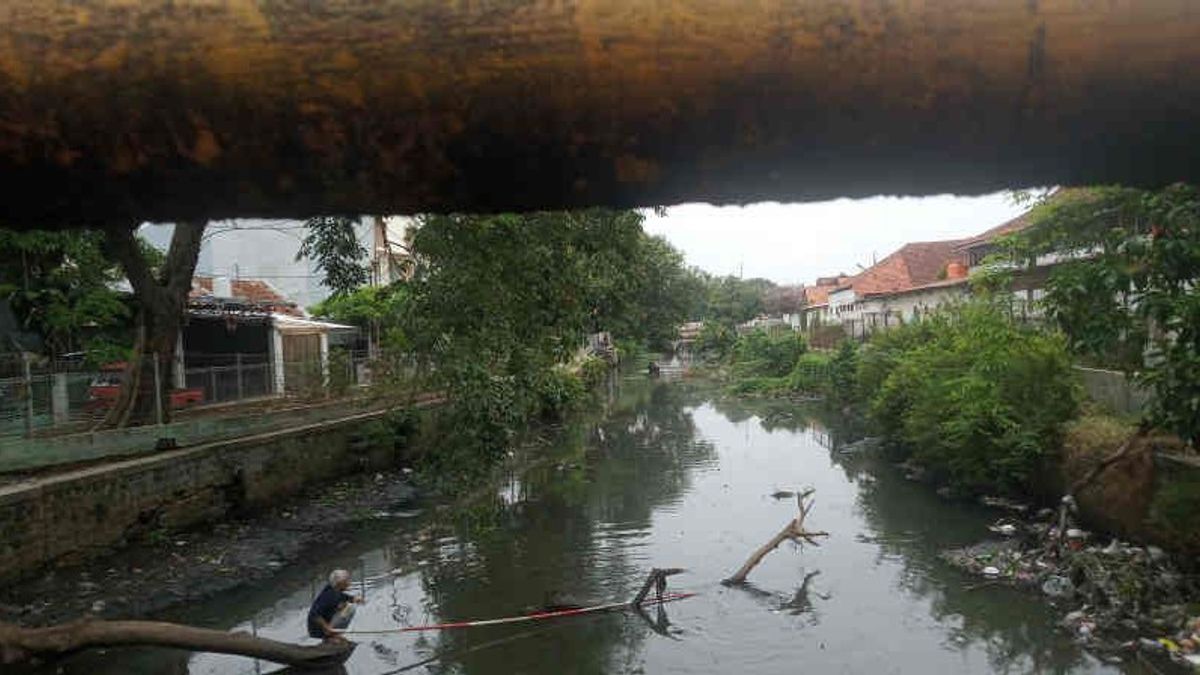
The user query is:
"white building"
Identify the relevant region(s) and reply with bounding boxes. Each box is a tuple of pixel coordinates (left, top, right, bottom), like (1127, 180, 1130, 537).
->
(140, 216, 417, 311)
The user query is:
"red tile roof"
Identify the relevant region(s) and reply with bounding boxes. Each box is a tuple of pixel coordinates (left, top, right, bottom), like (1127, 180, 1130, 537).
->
(954, 188, 1092, 251)
(191, 276, 305, 316)
(839, 240, 967, 297)
(954, 212, 1032, 251)
(802, 275, 849, 306)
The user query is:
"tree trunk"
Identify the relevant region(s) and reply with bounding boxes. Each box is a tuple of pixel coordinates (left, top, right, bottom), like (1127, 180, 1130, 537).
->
(0, 619, 354, 668)
(98, 221, 205, 429)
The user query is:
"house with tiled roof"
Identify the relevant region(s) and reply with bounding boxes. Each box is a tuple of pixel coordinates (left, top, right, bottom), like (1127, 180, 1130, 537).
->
(177, 275, 354, 398)
(798, 275, 849, 330)
(826, 240, 970, 337)
(814, 192, 1080, 339)
(190, 275, 306, 317)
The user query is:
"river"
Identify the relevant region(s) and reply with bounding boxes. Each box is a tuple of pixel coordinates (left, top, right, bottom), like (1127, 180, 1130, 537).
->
(58, 373, 1133, 674)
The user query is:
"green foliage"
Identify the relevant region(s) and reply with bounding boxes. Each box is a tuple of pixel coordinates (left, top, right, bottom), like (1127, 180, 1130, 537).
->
(686, 271, 777, 326)
(592, 232, 702, 350)
(728, 375, 790, 397)
(826, 340, 860, 406)
(731, 330, 807, 378)
(404, 210, 685, 485)
(786, 352, 832, 393)
(695, 321, 736, 360)
(533, 368, 587, 420)
(578, 356, 610, 388)
(298, 216, 368, 296)
(1148, 472, 1200, 543)
(360, 407, 418, 454)
(862, 303, 1079, 493)
(0, 228, 132, 357)
(311, 283, 408, 351)
(692, 273, 776, 326)
(1011, 185, 1200, 446)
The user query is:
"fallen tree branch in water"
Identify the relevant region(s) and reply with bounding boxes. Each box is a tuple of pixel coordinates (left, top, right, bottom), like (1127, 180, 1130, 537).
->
(0, 619, 354, 668)
(723, 488, 828, 585)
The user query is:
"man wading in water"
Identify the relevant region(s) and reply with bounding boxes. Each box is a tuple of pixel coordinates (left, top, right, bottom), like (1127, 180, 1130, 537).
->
(308, 569, 365, 642)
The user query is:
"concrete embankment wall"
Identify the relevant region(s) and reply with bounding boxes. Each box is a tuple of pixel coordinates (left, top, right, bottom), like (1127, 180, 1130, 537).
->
(0, 408, 408, 583)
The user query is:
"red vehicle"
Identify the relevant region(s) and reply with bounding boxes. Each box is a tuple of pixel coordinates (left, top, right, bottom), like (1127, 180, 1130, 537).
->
(85, 363, 205, 412)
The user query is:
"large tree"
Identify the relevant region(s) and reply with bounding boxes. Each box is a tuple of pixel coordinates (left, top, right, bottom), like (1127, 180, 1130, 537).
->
(97, 222, 206, 428)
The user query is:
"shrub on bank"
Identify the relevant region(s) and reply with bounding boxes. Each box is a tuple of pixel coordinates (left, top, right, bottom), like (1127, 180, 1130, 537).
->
(578, 355, 611, 388)
(862, 303, 1079, 494)
(732, 330, 808, 378)
(533, 368, 587, 420)
(787, 352, 832, 393)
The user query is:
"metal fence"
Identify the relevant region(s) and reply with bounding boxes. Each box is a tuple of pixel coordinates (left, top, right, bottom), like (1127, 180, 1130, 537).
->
(0, 349, 375, 440)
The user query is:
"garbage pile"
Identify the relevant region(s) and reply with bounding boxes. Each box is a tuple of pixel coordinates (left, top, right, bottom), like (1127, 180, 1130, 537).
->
(942, 496, 1200, 668)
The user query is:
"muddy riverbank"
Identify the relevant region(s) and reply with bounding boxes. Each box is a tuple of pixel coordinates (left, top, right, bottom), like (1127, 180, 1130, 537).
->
(0, 469, 418, 628)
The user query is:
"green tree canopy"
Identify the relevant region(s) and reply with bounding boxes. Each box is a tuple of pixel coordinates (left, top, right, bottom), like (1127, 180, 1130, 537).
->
(1010, 185, 1200, 447)
(298, 216, 368, 296)
(0, 229, 138, 360)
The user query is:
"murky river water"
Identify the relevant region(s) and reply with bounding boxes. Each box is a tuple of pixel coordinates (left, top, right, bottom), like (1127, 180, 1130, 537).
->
(63, 374, 1134, 674)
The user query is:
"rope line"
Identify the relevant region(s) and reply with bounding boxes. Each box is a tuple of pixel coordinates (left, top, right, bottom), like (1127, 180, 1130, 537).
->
(341, 591, 697, 635)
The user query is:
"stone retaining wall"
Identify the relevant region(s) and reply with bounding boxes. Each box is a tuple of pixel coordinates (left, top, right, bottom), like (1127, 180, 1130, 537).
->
(0, 408, 405, 583)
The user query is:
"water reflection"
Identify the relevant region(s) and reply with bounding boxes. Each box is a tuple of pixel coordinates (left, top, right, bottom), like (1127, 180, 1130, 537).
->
(39, 374, 1127, 674)
(413, 379, 717, 675)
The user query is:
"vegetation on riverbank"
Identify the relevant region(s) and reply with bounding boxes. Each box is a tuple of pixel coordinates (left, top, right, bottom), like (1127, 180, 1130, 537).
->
(860, 302, 1079, 494)
(311, 210, 702, 491)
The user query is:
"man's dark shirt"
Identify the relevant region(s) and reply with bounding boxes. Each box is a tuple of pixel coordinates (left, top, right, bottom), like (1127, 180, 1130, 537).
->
(307, 584, 353, 638)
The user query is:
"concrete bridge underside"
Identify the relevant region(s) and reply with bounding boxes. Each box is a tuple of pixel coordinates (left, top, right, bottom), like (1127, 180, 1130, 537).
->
(1, 1, 1198, 227)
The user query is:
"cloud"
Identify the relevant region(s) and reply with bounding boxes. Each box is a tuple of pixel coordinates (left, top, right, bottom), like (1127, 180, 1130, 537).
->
(642, 192, 1029, 285)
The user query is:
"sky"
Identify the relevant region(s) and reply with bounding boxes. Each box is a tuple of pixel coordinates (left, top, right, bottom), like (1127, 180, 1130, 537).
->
(641, 192, 1030, 285)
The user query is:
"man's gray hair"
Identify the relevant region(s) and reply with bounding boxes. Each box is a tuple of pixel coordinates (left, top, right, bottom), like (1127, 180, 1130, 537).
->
(329, 569, 351, 586)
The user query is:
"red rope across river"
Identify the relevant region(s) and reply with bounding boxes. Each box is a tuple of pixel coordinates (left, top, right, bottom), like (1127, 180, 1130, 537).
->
(340, 591, 697, 635)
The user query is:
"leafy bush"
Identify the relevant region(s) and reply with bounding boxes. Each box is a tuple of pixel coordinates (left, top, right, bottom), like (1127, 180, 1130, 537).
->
(826, 340, 860, 406)
(728, 376, 791, 397)
(863, 303, 1079, 493)
(732, 330, 807, 378)
(787, 352, 831, 393)
(696, 321, 736, 360)
(533, 368, 587, 420)
(578, 356, 610, 388)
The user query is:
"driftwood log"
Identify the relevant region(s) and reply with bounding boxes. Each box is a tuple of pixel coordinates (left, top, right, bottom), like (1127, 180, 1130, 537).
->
(0, 619, 355, 669)
(724, 489, 829, 585)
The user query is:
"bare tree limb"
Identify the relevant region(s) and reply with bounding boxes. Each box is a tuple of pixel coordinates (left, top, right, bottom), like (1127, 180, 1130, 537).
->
(724, 489, 828, 585)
